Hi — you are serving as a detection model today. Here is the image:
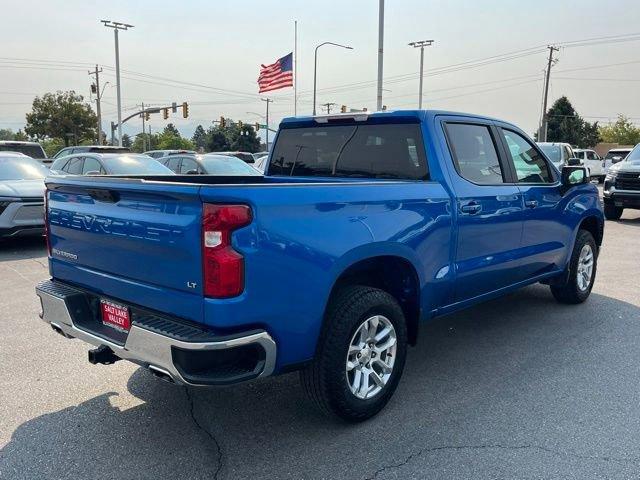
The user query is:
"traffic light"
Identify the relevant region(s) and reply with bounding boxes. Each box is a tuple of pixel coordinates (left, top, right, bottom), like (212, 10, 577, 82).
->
(382, 105, 387, 111)
(182, 102, 189, 118)
(90, 83, 97, 94)
(171, 102, 177, 113)
(163, 108, 169, 120)
(145, 111, 150, 121)
(238, 120, 243, 129)
(220, 116, 226, 128)
(255, 122, 260, 131)
(341, 105, 347, 113)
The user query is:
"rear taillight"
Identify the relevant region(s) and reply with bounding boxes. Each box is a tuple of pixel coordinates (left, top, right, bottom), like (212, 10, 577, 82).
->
(202, 204, 252, 298)
(44, 189, 51, 256)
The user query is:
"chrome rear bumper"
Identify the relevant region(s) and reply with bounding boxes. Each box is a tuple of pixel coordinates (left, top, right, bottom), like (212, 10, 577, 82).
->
(36, 280, 277, 386)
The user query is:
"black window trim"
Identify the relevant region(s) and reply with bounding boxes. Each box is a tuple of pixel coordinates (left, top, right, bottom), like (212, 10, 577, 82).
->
(442, 120, 512, 187)
(495, 126, 560, 186)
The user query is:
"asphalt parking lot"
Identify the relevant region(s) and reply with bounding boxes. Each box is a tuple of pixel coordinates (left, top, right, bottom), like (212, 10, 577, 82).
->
(1, 209, 639, 480)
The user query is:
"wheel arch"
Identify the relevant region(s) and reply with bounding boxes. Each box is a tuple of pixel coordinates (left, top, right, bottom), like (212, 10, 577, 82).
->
(325, 254, 422, 346)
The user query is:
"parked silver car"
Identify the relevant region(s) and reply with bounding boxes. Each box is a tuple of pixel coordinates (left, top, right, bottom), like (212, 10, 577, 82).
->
(50, 153, 174, 176)
(0, 153, 48, 238)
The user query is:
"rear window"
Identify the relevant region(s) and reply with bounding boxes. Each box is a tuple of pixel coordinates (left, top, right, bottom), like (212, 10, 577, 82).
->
(0, 144, 46, 159)
(269, 123, 428, 180)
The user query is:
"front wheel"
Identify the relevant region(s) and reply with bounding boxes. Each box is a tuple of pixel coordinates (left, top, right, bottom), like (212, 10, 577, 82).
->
(300, 285, 408, 422)
(551, 230, 597, 304)
(604, 202, 623, 220)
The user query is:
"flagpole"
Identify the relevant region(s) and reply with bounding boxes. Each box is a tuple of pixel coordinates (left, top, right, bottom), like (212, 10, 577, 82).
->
(294, 20, 298, 116)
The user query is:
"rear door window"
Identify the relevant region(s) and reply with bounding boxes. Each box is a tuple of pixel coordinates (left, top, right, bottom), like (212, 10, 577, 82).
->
(65, 157, 84, 174)
(179, 157, 199, 174)
(500, 129, 553, 183)
(82, 157, 104, 174)
(269, 123, 428, 180)
(166, 157, 181, 172)
(445, 123, 505, 184)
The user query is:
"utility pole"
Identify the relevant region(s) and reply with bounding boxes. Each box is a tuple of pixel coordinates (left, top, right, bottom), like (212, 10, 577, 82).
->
(376, 0, 385, 111)
(148, 124, 152, 150)
(88, 65, 104, 144)
(408, 40, 434, 109)
(101, 20, 134, 147)
(261, 98, 272, 150)
(539, 45, 559, 142)
(141, 102, 146, 152)
(110, 121, 115, 145)
(322, 102, 337, 114)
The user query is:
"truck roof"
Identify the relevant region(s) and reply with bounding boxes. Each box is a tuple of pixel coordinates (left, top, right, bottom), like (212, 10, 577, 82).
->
(280, 109, 507, 126)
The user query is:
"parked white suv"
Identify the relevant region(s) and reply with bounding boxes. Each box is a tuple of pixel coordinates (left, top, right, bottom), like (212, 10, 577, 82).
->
(573, 148, 604, 182)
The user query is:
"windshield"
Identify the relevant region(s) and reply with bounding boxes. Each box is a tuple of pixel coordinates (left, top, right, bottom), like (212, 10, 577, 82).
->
(0, 144, 46, 159)
(101, 156, 174, 175)
(625, 145, 640, 163)
(538, 144, 562, 162)
(0, 156, 48, 180)
(200, 155, 261, 175)
(606, 150, 630, 160)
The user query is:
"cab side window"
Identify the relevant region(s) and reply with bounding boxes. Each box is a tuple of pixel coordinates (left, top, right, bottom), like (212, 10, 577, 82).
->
(501, 130, 553, 183)
(65, 157, 84, 175)
(179, 157, 199, 174)
(82, 157, 105, 175)
(445, 123, 505, 184)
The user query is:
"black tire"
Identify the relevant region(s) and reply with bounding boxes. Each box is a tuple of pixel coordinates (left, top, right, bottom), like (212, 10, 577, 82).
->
(597, 176, 605, 184)
(300, 285, 408, 422)
(550, 230, 597, 304)
(604, 202, 623, 220)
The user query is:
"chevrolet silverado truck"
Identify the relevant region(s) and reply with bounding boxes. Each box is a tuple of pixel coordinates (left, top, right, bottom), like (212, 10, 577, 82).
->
(603, 142, 640, 220)
(36, 110, 603, 421)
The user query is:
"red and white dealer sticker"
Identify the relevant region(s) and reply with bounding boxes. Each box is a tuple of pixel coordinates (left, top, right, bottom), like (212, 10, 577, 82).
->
(100, 299, 131, 332)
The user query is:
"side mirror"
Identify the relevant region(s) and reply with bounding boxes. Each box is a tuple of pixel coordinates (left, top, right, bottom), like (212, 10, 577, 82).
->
(561, 166, 589, 193)
(567, 157, 582, 166)
(186, 169, 200, 175)
(611, 156, 623, 164)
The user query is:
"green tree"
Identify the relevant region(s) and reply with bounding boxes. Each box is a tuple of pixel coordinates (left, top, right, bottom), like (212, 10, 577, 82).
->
(41, 138, 65, 157)
(121, 133, 132, 148)
(542, 96, 599, 148)
(13, 130, 29, 141)
(206, 125, 230, 151)
(0, 129, 15, 140)
(599, 115, 640, 145)
(192, 125, 208, 151)
(163, 123, 181, 137)
(229, 124, 261, 152)
(132, 132, 159, 153)
(25, 91, 97, 146)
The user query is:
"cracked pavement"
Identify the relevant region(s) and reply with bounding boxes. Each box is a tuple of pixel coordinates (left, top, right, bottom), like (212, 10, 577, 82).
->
(1, 208, 640, 479)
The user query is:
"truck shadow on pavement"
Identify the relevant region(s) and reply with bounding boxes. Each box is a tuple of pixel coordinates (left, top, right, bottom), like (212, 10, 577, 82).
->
(3, 286, 640, 479)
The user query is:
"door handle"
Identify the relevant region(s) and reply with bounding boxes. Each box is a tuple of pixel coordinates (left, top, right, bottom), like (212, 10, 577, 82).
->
(525, 200, 538, 209)
(460, 201, 482, 215)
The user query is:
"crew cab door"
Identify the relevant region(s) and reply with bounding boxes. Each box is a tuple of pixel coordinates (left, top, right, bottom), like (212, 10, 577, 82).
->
(495, 127, 566, 278)
(441, 119, 525, 302)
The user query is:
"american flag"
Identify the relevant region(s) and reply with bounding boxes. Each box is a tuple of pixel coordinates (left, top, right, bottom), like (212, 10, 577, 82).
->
(258, 53, 293, 93)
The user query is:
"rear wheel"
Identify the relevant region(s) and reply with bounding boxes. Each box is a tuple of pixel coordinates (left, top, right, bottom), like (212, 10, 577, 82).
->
(300, 285, 407, 422)
(551, 230, 597, 304)
(604, 202, 623, 220)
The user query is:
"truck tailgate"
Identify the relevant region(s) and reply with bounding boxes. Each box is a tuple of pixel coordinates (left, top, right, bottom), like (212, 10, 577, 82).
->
(47, 178, 203, 301)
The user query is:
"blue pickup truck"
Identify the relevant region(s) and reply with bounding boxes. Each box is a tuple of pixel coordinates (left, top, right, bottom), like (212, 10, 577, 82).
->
(36, 110, 603, 421)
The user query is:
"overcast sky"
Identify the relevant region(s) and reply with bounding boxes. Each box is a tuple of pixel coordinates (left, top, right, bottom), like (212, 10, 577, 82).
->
(2, 0, 639, 141)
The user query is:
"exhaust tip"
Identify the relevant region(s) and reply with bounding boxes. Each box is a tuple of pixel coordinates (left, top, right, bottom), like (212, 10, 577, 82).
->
(148, 365, 175, 384)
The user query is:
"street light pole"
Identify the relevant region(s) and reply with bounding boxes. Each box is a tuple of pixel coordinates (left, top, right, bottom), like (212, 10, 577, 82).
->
(101, 20, 133, 146)
(408, 40, 434, 109)
(376, 0, 384, 111)
(313, 42, 353, 116)
(261, 98, 272, 150)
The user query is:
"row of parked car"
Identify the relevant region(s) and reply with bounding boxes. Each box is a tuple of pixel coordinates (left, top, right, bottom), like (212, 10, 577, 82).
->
(536, 141, 632, 183)
(0, 144, 269, 239)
